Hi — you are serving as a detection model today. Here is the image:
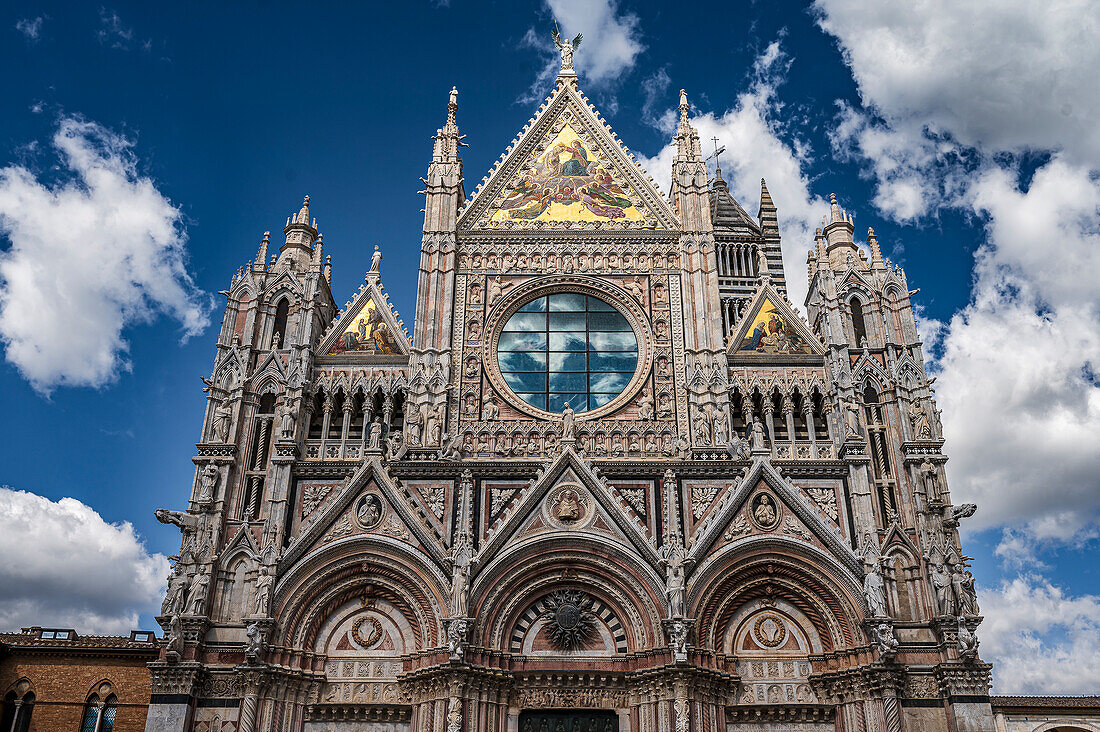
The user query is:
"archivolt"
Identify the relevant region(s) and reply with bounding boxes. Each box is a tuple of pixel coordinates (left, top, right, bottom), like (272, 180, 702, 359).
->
(690, 536, 865, 653)
(273, 535, 447, 652)
(471, 535, 664, 651)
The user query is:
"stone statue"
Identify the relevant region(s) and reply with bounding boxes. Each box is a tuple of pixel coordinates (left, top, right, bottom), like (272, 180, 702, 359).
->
(450, 540, 472, 616)
(638, 392, 654, 421)
(931, 562, 955, 616)
(918, 459, 939, 499)
(753, 495, 777, 527)
(840, 394, 862, 437)
(210, 399, 233, 443)
(278, 401, 296, 439)
(957, 618, 978, 658)
(162, 565, 189, 616)
(270, 331, 281, 350)
(665, 557, 686, 618)
(370, 245, 382, 272)
(482, 394, 499, 421)
(757, 248, 770, 277)
(552, 28, 582, 72)
(872, 622, 898, 660)
(908, 400, 933, 439)
(712, 413, 728, 446)
(244, 621, 263, 664)
(442, 432, 462, 460)
(368, 417, 383, 450)
(674, 433, 691, 460)
(198, 463, 219, 503)
(751, 419, 766, 450)
(952, 565, 978, 616)
(864, 558, 889, 618)
(165, 614, 183, 657)
(446, 617, 469, 661)
(386, 430, 404, 462)
(426, 403, 444, 445)
(626, 275, 645, 303)
(560, 402, 576, 440)
(667, 619, 689, 662)
(946, 503, 978, 523)
(405, 408, 423, 445)
(155, 509, 200, 532)
(185, 572, 210, 616)
(253, 565, 274, 616)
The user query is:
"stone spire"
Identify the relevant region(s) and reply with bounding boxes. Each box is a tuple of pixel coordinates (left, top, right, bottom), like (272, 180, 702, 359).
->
(867, 227, 885, 270)
(823, 192, 858, 269)
(277, 195, 320, 271)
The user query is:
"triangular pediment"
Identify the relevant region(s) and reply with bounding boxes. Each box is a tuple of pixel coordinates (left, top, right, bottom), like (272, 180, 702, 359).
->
(687, 459, 860, 576)
(727, 282, 825, 361)
(279, 459, 446, 572)
(458, 79, 678, 231)
(316, 274, 410, 362)
(477, 447, 659, 567)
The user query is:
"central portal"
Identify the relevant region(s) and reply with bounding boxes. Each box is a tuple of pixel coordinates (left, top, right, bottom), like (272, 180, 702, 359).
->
(519, 710, 618, 732)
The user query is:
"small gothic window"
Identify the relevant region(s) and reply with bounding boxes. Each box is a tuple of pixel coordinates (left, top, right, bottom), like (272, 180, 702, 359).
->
(850, 296, 867, 346)
(14, 693, 32, 732)
(271, 298, 290, 349)
(80, 693, 117, 732)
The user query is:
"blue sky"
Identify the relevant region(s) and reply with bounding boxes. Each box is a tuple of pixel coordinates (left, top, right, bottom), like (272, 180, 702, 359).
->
(1, 1, 1098, 693)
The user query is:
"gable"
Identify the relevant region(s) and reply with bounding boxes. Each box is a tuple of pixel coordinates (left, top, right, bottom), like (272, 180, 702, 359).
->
(728, 284, 825, 361)
(317, 278, 410, 361)
(459, 79, 678, 231)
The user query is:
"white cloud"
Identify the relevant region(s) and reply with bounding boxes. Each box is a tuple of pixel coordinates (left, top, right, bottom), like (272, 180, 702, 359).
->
(15, 16, 44, 42)
(814, 0, 1100, 167)
(639, 42, 828, 311)
(928, 159, 1100, 535)
(0, 486, 168, 635)
(0, 116, 211, 393)
(814, 0, 1100, 544)
(979, 573, 1100, 694)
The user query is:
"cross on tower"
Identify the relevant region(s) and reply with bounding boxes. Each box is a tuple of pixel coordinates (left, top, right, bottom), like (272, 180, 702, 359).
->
(706, 136, 725, 179)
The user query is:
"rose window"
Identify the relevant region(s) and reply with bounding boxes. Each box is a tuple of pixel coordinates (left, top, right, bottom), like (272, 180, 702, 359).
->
(497, 293, 638, 413)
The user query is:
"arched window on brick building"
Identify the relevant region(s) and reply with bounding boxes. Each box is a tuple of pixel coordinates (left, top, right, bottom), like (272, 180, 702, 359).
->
(80, 690, 117, 732)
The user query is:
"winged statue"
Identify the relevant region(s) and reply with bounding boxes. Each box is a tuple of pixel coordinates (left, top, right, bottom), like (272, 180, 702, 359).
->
(552, 28, 583, 72)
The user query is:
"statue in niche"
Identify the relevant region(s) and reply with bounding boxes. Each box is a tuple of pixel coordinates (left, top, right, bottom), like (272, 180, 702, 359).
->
(712, 413, 729, 445)
(467, 319, 481, 341)
(931, 561, 956, 616)
(840, 394, 862, 437)
(368, 417, 383, 450)
(162, 565, 189, 616)
(270, 331, 282, 350)
(693, 417, 711, 446)
(426, 403, 444, 445)
(210, 399, 233, 443)
(638, 392, 654, 421)
(469, 282, 483, 305)
(751, 419, 766, 450)
(405, 408, 423, 445)
(908, 399, 933, 439)
(667, 619, 689, 662)
(482, 394, 499, 421)
(674, 432, 691, 459)
(864, 558, 889, 617)
(626, 275, 645, 304)
(657, 393, 673, 419)
(253, 565, 274, 617)
(277, 400, 295, 439)
(185, 571, 210, 616)
(918, 459, 939, 499)
(386, 430, 404, 462)
(198, 463, 219, 503)
(752, 493, 779, 529)
(244, 621, 263, 664)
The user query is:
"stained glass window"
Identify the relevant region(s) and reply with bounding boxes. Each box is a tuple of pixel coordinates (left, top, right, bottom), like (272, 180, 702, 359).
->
(498, 294, 638, 412)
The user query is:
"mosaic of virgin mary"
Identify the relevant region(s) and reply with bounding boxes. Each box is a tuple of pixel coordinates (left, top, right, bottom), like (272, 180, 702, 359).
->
(492, 123, 643, 223)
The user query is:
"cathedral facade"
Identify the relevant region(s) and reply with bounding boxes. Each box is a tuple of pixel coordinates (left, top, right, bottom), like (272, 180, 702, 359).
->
(147, 53, 998, 732)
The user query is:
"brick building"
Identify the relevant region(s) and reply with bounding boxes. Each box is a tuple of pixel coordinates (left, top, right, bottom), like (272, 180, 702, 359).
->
(0, 626, 158, 732)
